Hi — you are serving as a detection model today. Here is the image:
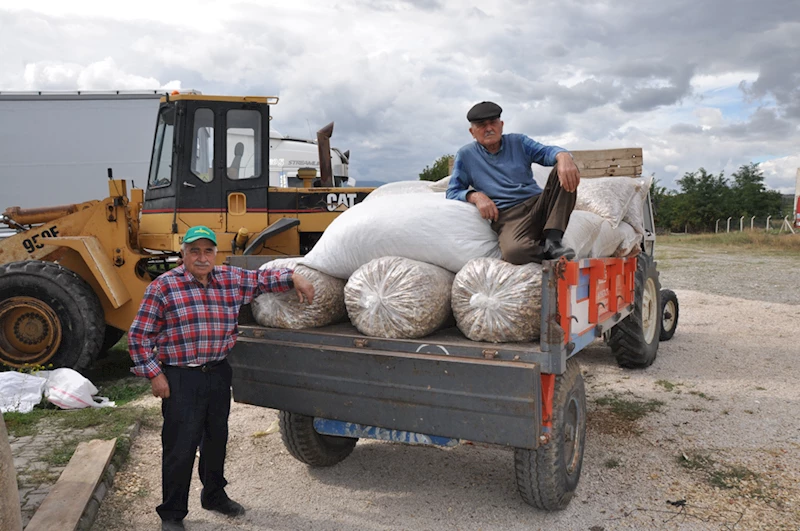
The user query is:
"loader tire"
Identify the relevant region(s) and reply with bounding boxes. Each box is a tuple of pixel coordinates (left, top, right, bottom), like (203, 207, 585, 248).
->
(514, 358, 586, 510)
(659, 289, 679, 341)
(279, 411, 357, 467)
(0, 261, 104, 373)
(97, 326, 126, 359)
(609, 256, 661, 369)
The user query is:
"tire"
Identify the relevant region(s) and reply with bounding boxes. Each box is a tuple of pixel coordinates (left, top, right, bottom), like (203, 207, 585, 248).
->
(96, 326, 126, 360)
(659, 289, 679, 341)
(279, 411, 357, 467)
(609, 255, 661, 369)
(514, 358, 586, 510)
(0, 261, 105, 373)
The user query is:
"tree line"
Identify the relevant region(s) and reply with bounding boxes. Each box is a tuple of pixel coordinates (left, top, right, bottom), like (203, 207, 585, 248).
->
(419, 156, 785, 232)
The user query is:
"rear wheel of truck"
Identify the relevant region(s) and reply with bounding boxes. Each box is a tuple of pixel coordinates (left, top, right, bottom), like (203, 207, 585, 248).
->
(0, 261, 104, 373)
(514, 358, 586, 510)
(659, 289, 679, 341)
(280, 411, 358, 467)
(609, 255, 661, 368)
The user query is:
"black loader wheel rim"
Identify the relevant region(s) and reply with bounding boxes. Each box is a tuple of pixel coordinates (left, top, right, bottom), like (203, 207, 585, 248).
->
(0, 296, 62, 366)
(564, 393, 582, 476)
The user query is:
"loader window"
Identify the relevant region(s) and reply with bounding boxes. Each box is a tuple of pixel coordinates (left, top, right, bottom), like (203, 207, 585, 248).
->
(226, 109, 261, 180)
(191, 108, 215, 182)
(148, 107, 175, 188)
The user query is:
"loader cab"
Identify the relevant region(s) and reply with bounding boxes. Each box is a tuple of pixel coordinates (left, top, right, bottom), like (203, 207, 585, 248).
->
(139, 94, 273, 252)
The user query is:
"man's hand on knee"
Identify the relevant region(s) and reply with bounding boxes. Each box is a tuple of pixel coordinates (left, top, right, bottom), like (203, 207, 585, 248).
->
(467, 191, 499, 222)
(151, 373, 170, 398)
(556, 152, 580, 192)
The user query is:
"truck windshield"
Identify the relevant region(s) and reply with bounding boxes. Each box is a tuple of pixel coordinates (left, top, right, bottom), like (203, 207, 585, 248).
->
(148, 107, 175, 188)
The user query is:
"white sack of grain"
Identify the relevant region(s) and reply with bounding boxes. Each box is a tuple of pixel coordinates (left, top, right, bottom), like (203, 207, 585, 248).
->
(622, 176, 653, 234)
(563, 210, 605, 259)
(252, 258, 346, 329)
(301, 193, 501, 279)
(429, 175, 452, 192)
(362, 180, 436, 202)
(613, 222, 642, 257)
(452, 258, 543, 343)
(575, 177, 642, 229)
(589, 220, 627, 258)
(345, 256, 454, 339)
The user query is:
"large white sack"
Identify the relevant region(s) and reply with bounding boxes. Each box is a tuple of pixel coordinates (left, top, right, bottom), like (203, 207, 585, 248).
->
(452, 258, 542, 343)
(590, 220, 627, 258)
(38, 368, 115, 409)
(622, 176, 653, 234)
(563, 210, 605, 259)
(253, 258, 346, 328)
(614, 222, 642, 257)
(575, 177, 642, 229)
(429, 175, 451, 192)
(0, 371, 46, 413)
(345, 256, 454, 339)
(362, 180, 436, 202)
(301, 193, 501, 279)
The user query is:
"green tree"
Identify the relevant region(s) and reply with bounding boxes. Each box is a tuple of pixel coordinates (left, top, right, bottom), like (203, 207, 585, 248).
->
(419, 154, 453, 182)
(675, 168, 732, 231)
(729, 163, 782, 218)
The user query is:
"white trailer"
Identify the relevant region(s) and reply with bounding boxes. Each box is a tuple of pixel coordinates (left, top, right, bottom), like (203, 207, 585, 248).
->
(0, 91, 351, 210)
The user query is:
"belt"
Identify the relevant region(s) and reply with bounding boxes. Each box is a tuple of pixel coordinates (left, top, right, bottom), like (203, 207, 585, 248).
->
(164, 359, 226, 372)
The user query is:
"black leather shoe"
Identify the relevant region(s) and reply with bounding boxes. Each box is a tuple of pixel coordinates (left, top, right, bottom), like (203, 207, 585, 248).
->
(201, 497, 246, 517)
(542, 238, 576, 260)
(161, 520, 185, 531)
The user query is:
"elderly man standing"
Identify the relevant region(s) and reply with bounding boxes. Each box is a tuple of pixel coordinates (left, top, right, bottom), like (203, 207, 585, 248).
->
(446, 101, 581, 264)
(128, 225, 315, 531)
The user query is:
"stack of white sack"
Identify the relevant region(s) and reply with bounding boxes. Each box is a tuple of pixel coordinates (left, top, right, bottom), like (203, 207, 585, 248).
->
(345, 256, 454, 339)
(452, 258, 543, 343)
(563, 211, 641, 259)
(362, 180, 439, 202)
(301, 193, 501, 279)
(252, 258, 346, 329)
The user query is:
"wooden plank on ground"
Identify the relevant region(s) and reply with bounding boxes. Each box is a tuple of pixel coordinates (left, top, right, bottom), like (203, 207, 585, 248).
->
(25, 439, 116, 531)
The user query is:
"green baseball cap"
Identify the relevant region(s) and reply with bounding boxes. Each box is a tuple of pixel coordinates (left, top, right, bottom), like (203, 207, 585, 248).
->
(183, 226, 217, 245)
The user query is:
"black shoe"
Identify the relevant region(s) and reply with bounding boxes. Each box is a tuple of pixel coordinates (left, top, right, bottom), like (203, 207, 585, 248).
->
(541, 238, 576, 261)
(201, 497, 246, 517)
(161, 520, 185, 531)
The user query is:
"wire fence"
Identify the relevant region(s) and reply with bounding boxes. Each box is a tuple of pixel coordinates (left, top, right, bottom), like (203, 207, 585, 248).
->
(713, 215, 796, 234)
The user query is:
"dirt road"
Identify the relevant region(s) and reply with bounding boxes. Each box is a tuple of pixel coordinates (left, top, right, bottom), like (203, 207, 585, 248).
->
(94, 243, 800, 530)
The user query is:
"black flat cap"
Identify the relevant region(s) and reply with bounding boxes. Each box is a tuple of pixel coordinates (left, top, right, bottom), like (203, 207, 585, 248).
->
(467, 101, 502, 122)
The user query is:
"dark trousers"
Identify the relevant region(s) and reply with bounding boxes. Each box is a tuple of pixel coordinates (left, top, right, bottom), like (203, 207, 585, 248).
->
(156, 360, 232, 522)
(491, 164, 576, 265)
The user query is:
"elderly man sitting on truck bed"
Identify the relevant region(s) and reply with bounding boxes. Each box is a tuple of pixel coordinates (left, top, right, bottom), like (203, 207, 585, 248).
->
(446, 101, 581, 264)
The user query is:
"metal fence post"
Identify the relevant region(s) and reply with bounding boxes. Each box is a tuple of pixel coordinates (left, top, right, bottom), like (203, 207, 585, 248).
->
(726, 216, 732, 233)
(715, 219, 720, 233)
(740, 216, 744, 232)
(766, 216, 771, 232)
(750, 216, 755, 231)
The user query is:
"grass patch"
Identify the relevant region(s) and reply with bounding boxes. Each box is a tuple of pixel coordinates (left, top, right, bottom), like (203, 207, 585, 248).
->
(595, 395, 665, 422)
(688, 390, 716, 401)
(658, 232, 800, 255)
(655, 379, 680, 392)
(603, 458, 621, 469)
(678, 451, 759, 490)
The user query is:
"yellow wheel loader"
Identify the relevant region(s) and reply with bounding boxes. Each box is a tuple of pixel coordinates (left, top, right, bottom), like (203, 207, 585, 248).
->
(0, 93, 374, 373)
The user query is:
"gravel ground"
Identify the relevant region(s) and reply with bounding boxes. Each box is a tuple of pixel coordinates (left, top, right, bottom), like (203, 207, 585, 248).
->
(94, 242, 800, 531)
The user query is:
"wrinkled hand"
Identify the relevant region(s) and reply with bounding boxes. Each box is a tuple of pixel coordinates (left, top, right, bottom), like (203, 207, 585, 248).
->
(556, 152, 581, 193)
(151, 373, 170, 398)
(292, 272, 315, 304)
(468, 191, 499, 222)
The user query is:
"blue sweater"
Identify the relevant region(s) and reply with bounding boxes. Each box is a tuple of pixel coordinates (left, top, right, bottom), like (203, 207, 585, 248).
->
(446, 134, 566, 210)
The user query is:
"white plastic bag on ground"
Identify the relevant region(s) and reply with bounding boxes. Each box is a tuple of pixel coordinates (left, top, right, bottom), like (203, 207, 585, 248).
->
(0, 372, 47, 413)
(563, 210, 605, 259)
(345, 257, 454, 339)
(253, 259, 346, 329)
(362, 180, 436, 202)
(575, 177, 641, 228)
(38, 368, 115, 409)
(452, 258, 543, 343)
(301, 193, 501, 279)
(622, 176, 653, 234)
(614, 222, 643, 257)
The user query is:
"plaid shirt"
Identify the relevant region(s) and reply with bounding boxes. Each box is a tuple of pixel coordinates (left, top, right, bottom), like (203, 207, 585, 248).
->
(128, 265, 293, 379)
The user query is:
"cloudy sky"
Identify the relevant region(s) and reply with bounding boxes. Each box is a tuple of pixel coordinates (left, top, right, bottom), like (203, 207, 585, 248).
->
(1, 0, 798, 193)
